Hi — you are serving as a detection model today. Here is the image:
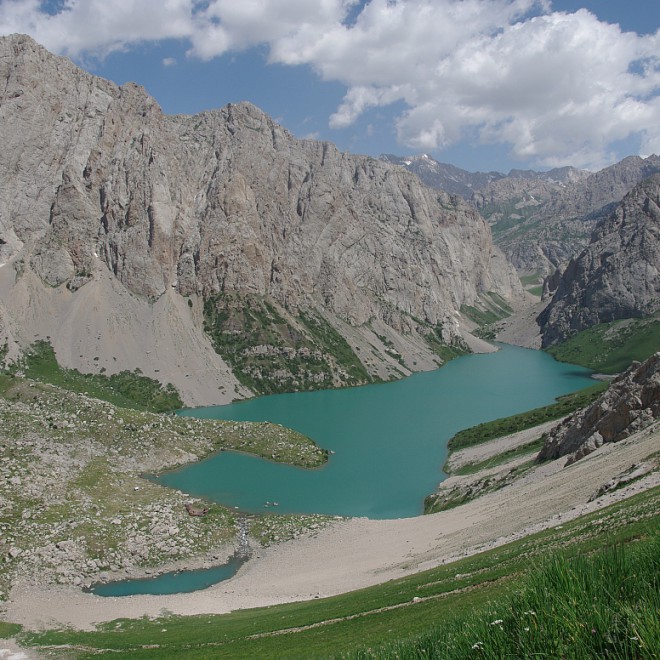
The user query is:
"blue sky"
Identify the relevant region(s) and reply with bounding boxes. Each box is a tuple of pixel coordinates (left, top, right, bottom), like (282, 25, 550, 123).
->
(1, 1, 659, 172)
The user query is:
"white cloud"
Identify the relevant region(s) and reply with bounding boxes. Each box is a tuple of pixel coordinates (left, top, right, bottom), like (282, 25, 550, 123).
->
(0, 0, 194, 56)
(0, 0, 658, 168)
(162, 56, 177, 66)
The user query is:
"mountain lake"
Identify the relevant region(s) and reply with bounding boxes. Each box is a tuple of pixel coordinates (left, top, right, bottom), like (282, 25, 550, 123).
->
(92, 343, 594, 596)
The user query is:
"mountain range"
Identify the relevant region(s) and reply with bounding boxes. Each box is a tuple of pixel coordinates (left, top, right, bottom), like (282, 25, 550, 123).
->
(0, 33, 522, 405)
(384, 152, 660, 277)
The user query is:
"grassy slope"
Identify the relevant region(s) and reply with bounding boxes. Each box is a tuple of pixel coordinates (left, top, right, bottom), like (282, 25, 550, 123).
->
(450, 438, 544, 476)
(445, 382, 607, 457)
(350, 531, 659, 659)
(203, 293, 373, 395)
(10, 340, 183, 413)
(17, 487, 659, 658)
(548, 316, 660, 374)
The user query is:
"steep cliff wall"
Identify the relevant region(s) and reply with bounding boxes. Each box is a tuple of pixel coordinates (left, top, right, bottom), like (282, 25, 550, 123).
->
(0, 34, 523, 403)
(539, 174, 660, 347)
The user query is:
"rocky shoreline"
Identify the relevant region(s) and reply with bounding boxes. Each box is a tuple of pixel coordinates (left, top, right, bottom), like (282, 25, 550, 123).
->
(0, 376, 330, 606)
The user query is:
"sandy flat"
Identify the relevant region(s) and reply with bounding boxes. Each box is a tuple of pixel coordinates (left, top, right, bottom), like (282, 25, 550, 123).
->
(5, 422, 658, 632)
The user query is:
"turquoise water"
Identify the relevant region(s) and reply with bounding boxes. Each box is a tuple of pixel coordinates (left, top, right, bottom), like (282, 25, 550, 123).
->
(88, 554, 247, 596)
(158, 345, 594, 520)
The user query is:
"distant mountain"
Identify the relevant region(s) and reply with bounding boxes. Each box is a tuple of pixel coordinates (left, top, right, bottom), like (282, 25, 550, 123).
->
(538, 174, 660, 347)
(0, 34, 523, 404)
(385, 153, 660, 277)
(380, 154, 505, 198)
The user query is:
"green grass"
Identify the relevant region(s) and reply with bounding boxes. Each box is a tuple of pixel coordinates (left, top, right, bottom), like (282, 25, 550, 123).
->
(0, 622, 22, 639)
(460, 292, 514, 340)
(16, 487, 660, 658)
(203, 293, 372, 394)
(451, 438, 544, 476)
(519, 273, 541, 286)
(527, 285, 543, 297)
(9, 340, 183, 412)
(422, 324, 469, 363)
(348, 532, 659, 659)
(548, 316, 660, 374)
(298, 311, 372, 383)
(446, 382, 607, 454)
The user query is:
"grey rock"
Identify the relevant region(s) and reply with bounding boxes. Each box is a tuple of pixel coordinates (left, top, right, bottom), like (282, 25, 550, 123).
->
(388, 152, 660, 277)
(0, 34, 523, 401)
(539, 174, 660, 346)
(538, 353, 660, 464)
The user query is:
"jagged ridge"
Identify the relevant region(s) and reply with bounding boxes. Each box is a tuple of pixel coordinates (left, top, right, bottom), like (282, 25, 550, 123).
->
(538, 174, 660, 347)
(0, 34, 522, 403)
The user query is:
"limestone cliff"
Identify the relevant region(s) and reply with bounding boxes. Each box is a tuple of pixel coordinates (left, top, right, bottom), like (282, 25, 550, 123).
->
(538, 353, 660, 465)
(538, 174, 660, 347)
(0, 34, 523, 403)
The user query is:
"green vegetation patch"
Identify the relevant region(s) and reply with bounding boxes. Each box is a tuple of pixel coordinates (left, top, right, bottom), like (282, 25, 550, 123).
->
(547, 315, 660, 373)
(298, 310, 371, 383)
(203, 292, 372, 394)
(8, 340, 182, 412)
(446, 382, 607, 454)
(482, 199, 541, 238)
(422, 323, 469, 363)
(519, 272, 541, 286)
(0, 622, 22, 639)
(451, 438, 544, 476)
(17, 488, 659, 659)
(424, 460, 537, 514)
(461, 292, 513, 340)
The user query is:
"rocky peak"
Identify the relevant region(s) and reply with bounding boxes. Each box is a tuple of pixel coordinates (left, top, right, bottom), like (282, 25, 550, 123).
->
(386, 149, 660, 278)
(538, 173, 660, 347)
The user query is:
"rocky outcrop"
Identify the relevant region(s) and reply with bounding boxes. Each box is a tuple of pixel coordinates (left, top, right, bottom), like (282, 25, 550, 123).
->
(0, 34, 523, 402)
(538, 174, 660, 347)
(538, 354, 660, 465)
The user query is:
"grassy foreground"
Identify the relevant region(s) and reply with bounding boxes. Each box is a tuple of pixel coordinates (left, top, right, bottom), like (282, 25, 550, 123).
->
(14, 486, 659, 658)
(350, 531, 659, 659)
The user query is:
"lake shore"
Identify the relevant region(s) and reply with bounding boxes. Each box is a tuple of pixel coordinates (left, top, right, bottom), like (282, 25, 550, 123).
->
(5, 422, 658, 631)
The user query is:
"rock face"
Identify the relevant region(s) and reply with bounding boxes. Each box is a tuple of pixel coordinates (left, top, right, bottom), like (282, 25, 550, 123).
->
(0, 34, 523, 403)
(538, 174, 660, 347)
(538, 353, 660, 465)
(386, 152, 660, 277)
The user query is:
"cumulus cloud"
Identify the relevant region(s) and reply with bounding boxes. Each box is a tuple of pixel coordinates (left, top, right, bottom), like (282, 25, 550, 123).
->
(1, 0, 659, 168)
(0, 0, 195, 57)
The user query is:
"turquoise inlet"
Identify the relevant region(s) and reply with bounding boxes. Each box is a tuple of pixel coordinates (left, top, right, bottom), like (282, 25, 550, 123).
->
(89, 555, 247, 597)
(158, 344, 594, 520)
